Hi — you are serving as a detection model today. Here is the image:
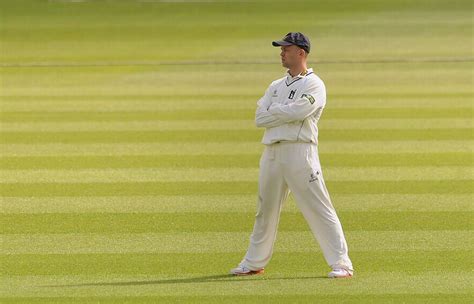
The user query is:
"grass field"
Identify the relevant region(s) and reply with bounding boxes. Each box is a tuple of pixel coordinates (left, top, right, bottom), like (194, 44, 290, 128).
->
(1, 0, 473, 303)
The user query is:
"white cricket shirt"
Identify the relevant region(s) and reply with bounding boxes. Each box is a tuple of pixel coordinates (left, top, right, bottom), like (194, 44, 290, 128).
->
(255, 68, 327, 145)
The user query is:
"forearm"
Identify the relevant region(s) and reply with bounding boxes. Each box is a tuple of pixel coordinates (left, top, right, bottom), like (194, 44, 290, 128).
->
(267, 103, 312, 122)
(255, 107, 288, 128)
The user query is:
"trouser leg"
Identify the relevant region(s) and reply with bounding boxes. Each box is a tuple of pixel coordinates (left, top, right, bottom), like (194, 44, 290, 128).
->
(242, 146, 289, 270)
(283, 143, 353, 271)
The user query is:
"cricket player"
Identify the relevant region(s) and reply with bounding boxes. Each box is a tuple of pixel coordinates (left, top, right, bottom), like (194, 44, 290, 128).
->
(230, 32, 354, 278)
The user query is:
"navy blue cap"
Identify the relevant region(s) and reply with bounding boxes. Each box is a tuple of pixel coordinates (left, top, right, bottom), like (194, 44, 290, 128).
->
(272, 32, 311, 53)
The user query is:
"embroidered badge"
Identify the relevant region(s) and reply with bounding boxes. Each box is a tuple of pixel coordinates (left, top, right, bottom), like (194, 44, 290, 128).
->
(288, 90, 296, 99)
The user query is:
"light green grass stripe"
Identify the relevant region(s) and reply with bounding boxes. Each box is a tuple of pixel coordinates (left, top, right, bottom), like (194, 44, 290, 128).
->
(2, 141, 471, 156)
(0, 143, 262, 156)
(1, 98, 472, 111)
(0, 153, 472, 170)
(1, 118, 472, 132)
(323, 118, 474, 129)
(2, 92, 472, 101)
(1, 129, 471, 144)
(1, 93, 472, 111)
(1, 272, 471, 297)
(1, 194, 471, 214)
(1, 211, 471, 234)
(2, 78, 471, 98)
(0, 121, 257, 132)
(1, 108, 472, 123)
(1, 180, 471, 197)
(1, 167, 471, 183)
(1, 231, 470, 254)
(0, 295, 471, 304)
(1, 251, 470, 276)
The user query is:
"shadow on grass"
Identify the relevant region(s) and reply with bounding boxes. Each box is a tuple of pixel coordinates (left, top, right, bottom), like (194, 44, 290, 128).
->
(42, 274, 328, 288)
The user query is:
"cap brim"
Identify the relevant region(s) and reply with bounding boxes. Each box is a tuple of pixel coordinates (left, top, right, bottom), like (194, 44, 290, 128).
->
(272, 40, 293, 47)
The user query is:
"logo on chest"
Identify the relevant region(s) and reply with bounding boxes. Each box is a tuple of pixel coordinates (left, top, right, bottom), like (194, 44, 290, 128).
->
(288, 90, 297, 99)
(309, 171, 320, 183)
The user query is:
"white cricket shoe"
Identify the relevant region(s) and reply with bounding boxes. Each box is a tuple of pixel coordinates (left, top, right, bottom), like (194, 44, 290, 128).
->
(328, 268, 353, 278)
(230, 264, 264, 276)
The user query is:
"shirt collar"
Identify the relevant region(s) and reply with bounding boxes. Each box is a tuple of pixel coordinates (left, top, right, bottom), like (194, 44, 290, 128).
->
(285, 68, 313, 81)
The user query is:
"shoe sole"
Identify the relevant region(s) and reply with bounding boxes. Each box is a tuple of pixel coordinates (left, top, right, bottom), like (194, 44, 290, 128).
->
(231, 269, 265, 276)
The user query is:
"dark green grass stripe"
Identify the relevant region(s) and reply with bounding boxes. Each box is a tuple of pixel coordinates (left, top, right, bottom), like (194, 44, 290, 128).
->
(1, 211, 471, 233)
(1, 153, 471, 169)
(0, 295, 470, 304)
(1, 180, 471, 197)
(1, 251, 470, 276)
(1, 108, 472, 122)
(1, 129, 472, 143)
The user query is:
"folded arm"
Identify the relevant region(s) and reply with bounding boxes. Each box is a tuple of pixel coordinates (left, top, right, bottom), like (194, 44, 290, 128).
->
(267, 80, 325, 122)
(255, 88, 288, 128)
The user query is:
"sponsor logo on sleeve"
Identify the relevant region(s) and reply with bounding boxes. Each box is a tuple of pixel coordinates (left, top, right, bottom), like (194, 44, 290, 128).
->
(302, 93, 315, 104)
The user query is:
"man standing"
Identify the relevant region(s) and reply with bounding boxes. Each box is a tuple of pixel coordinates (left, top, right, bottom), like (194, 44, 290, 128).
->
(230, 32, 354, 278)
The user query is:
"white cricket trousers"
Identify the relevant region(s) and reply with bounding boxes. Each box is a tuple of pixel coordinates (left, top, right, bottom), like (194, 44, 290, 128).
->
(241, 142, 353, 271)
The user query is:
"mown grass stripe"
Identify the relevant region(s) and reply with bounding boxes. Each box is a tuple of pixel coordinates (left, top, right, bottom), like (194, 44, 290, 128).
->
(1, 231, 470, 254)
(1, 194, 471, 214)
(1, 251, 470, 276)
(2, 118, 472, 132)
(1, 98, 472, 111)
(1, 211, 471, 234)
(0, 272, 471, 297)
(2, 100, 473, 112)
(1, 167, 471, 183)
(1, 108, 471, 122)
(0, 295, 470, 304)
(1, 129, 472, 143)
(0, 153, 471, 169)
(1, 92, 472, 110)
(1, 92, 472, 101)
(2, 141, 471, 156)
(1, 180, 472, 197)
